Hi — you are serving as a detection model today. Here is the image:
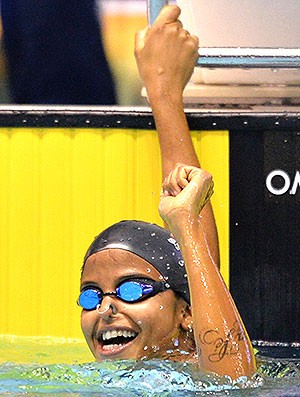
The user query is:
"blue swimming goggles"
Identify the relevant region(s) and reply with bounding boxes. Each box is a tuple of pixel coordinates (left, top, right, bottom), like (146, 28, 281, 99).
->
(78, 278, 168, 310)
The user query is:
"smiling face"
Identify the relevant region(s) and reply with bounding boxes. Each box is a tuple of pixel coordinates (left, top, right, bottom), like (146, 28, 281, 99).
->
(80, 248, 192, 361)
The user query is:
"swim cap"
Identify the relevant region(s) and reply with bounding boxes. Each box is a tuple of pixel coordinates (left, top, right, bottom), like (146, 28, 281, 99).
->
(83, 220, 190, 304)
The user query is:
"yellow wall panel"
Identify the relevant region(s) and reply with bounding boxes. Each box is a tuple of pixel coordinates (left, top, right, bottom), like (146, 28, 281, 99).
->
(0, 127, 228, 338)
(191, 131, 229, 285)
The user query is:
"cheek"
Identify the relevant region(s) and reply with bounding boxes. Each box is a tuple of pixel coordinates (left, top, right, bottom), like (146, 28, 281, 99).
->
(133, 295, 177, 330)
(153, 295, 184, 332)
(80, 311, 95, 337)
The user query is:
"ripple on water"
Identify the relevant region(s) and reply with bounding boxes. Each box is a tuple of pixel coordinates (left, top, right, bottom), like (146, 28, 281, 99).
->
(0, 357, 300, 396)
(0, 360, 245, 395)
(0, 338, 300, 397)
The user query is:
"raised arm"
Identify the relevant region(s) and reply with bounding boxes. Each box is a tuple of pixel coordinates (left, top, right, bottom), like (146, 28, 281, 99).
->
(159, 163, 256, 380)
(135, 5, 219, 266)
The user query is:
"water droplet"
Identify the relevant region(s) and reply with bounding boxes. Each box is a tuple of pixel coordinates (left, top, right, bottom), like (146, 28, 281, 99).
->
(165, 283, 170, 288)
(179, 260, 184, 267)
(146, 268, 151, 273)
(235, 222, 239, 226)
(85, 119, 90, 124)
(159, 256, 164, 260)
(151, 233, 156, 237)
(143, 345, 148, 351)
(160, 305, 164, 310)
(173, 338, 179, 347)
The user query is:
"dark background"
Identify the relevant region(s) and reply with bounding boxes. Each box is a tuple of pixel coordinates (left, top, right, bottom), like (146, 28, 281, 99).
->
(230, 128, 300, 342)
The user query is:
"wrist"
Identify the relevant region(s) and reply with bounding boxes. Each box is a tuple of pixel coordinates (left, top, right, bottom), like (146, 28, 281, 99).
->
(146, 86, 184, 109)
(166, 211, 201, 244)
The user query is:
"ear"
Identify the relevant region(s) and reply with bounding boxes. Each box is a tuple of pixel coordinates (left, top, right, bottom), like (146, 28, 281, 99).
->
(178, 301, 193, 331)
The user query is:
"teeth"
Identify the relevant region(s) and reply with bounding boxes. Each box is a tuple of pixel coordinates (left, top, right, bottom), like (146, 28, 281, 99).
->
(102, 329, 136, 341)
(103, 344, 123, 351)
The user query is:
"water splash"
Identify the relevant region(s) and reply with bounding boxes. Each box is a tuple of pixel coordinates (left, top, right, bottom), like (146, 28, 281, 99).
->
(0, 360, 263, 396)
(0, 357, 299, 396)
(0, 337, 299, 396)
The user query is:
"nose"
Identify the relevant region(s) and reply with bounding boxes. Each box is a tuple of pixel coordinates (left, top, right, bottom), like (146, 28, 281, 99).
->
(96, 295, 118, 318)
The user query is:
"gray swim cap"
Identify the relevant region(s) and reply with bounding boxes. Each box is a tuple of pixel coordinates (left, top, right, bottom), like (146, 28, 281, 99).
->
(83, 220, 190, 304)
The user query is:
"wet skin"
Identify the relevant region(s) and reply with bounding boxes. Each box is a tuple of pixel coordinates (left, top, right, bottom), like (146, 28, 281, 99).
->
(80, 248, 191, 361)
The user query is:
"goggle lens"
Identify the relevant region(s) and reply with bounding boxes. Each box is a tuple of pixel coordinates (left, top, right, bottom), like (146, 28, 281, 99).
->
(78, 280, 163, 310)
(78, 289, 100, 310)
(117, 281, 153, 302)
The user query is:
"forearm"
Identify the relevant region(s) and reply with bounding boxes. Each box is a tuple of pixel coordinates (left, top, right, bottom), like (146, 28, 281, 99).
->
(149, 92, 220, 267)
(148, 92, 199, 176)
(168, 216, 256, 379)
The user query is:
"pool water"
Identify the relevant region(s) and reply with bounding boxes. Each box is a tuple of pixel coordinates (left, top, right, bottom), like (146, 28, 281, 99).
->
(0, 336, 299, 396)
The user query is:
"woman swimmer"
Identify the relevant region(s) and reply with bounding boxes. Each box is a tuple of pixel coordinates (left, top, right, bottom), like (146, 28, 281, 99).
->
(79, 165, 256, 379)
(78, 5, 256, 381)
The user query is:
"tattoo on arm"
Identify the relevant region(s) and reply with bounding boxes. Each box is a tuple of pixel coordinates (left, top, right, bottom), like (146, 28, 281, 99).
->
(199, 321, 245, 362)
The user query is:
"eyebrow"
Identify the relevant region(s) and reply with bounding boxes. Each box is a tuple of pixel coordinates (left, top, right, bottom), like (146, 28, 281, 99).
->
(80, 274, 159, 292)
(80, 281, 101, 292)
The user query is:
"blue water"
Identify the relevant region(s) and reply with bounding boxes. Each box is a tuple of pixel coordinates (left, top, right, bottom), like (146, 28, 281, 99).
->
(0, 338, 299, 396)
(1, 357, 300, 396)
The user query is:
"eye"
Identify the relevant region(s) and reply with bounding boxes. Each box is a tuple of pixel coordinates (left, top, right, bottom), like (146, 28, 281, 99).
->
(119, 277, 157, 286)
(80, 285, 103, 294)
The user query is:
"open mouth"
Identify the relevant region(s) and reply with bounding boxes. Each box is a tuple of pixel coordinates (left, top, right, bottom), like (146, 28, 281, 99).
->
(97, 329, 138, 355)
